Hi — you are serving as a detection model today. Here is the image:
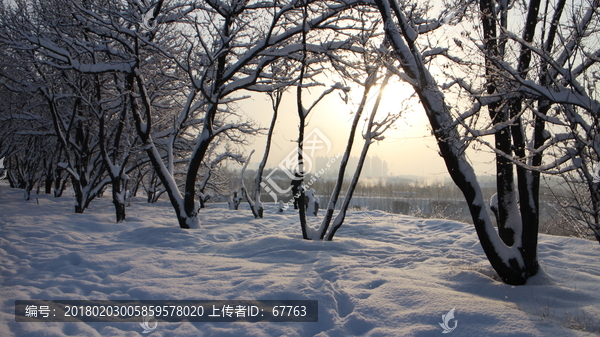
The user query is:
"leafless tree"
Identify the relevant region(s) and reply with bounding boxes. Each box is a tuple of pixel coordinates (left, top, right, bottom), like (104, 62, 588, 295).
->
(371, 0, 599, 284)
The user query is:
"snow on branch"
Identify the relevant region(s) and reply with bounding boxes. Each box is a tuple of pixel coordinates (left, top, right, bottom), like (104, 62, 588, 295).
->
(304, 82, 350, 118)
(502, 30, 590, 96)
(21, 35, 136, 74)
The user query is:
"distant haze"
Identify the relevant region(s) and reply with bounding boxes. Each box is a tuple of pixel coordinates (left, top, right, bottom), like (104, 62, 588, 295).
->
(238, 85, 496, 181)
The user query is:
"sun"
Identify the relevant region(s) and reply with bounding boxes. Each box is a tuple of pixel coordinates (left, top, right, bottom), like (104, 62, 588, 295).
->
(374, 79, 416, 116)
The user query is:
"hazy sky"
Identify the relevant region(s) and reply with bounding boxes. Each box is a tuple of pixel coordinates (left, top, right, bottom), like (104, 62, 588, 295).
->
(230, 3, 501, 182)
(236, 77, 497, 181)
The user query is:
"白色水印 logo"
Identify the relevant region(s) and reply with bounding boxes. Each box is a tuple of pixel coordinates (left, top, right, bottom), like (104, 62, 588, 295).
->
(140, 7, 157, 33)
(439, 308, 457, 333)
(260, 128, 335, 203)
(139, 315, 157, 334)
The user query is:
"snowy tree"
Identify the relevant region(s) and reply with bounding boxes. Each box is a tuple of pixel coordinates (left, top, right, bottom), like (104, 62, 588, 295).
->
(2, 0, 378, 229)
(85, 0, 359, 228)
(470, 0, 600, 247)
(4, 137, 43, 200)
(0, 0, 116, 212)
(96, 75, 142, 222)
(323, 70, 403, 240)
(168, 0, 363, 228)
(0, 11, 62, 197)
(288, 1, 360, 238)
(141, 165, 163, 203)
(370, 0, 599, 284)
(307, 12, 404, 240)
(44, 79, 110, 213)
(199, 144, 244, 208)
(243, 60, 300, 218)
(523, 0, 600, 243)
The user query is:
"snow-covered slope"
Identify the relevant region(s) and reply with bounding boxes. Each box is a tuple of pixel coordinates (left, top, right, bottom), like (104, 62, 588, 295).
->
(0, 185, 598, 336)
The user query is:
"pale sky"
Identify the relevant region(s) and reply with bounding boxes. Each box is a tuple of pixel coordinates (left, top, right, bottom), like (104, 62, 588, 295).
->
(235, 77, 497, 181)
(230, 1, 500, 182)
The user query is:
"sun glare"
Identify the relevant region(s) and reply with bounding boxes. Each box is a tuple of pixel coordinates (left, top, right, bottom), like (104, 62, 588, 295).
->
(376, 80, 415, 116)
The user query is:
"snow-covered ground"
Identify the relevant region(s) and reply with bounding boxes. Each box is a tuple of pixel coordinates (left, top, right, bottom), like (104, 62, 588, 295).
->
(1, 184, 599, 337)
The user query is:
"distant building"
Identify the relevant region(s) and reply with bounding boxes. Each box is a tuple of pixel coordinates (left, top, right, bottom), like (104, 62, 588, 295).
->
(364, 156, 371, 177)
(371, 156, 382, 177)
(348, 156, 358, 176)
(315, 155, 341, 177)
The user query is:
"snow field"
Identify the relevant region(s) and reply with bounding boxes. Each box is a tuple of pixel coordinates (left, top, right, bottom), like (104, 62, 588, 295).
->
(0, 185, 599, 336)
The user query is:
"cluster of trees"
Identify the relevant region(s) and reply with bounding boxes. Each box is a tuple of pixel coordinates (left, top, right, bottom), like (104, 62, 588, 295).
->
(0, 0, 598, 285)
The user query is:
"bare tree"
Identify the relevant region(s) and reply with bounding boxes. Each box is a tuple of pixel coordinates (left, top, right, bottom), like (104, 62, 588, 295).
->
(96, 74, 140, 222)
(313, 11, 402, 240)
(371, 0, 533, 284)
(323, 71, 403, 240)
(370, 0, 599, 284)
(200, 144, 244, 208)
(242, 60, 299, 218)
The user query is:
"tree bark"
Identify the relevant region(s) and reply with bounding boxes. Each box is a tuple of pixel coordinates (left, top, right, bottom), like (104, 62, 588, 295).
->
(373, 0, 536, 284)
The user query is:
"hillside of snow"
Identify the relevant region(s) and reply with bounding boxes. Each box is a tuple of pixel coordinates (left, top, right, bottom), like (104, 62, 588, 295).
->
(0, 185, 599, 336)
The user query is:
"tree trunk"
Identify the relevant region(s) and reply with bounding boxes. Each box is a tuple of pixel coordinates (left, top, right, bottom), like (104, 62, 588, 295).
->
(296, 1, 310, 240)
(72, 177, 84, 213)
(111, 177, 126, 223)
(319, 69, 377, 239)
(373, 0, 537, 284)
(184, 126, 213, 221)
(325, 71, 389, 241)
(241, 150, 261, 218)
(24, 181, 32, 201)
(44, 176, 53, 194)
(145, 146, 194, 228)
(326, 133, 370, 241)
(54, 172, 66, 197)
(253, 90, 282, 219)
(480, 0, 520, 246)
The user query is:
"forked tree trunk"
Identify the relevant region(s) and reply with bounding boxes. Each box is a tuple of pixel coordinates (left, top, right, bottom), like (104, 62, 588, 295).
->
(374, 0, 539, 285)
(325, 72, 390, 241)
(296, 1, 310, 240)
(319, 68, 377, 240)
